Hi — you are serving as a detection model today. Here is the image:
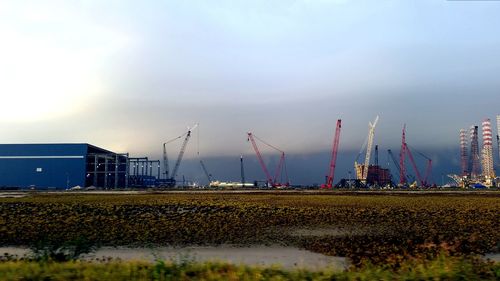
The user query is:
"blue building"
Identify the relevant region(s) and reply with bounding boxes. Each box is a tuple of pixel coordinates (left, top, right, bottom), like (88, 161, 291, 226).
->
(0, 144, 129, 190)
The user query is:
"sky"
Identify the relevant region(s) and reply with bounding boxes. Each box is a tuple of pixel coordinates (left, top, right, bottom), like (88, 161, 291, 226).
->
(0, 0, 499, 185)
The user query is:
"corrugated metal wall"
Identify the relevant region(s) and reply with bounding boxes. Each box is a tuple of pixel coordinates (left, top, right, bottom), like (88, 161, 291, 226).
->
(0, 144, 88, 189)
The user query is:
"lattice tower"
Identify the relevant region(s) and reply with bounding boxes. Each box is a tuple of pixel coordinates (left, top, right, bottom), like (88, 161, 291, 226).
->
(469, 125, 481, 177)
(459, 129, 468, 176)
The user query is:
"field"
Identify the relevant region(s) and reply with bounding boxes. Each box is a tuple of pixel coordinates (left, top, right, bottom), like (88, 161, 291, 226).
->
(0, 191, 499, 279)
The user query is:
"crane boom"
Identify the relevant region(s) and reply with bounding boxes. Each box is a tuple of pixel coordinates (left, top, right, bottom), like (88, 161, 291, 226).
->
(162, 124, 198, 187)
(323, 119, 342, 188)
(423, 159, 432, 186)
(247, 132, 289, 187)
(171, 125, 197, 179)
(171, 131, 190, 179)
(247, 132, 273, 186)
(388, 149, 401, 183)
(363, 116, 379, 181)
(405, 144, 424, 186)
(200, 160, 212, 183)
(355, 116, 379, 182)
(163, 130, 190, 180)
(273, 152, 286, 185)
(388, 149, 400, 172)
(406, 143, 433, 186)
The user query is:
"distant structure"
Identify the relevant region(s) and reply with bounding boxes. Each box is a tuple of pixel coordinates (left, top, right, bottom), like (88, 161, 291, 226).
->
(399, 125, 407, 185)
(450, 117, 499, 188)
(0, 144, 129, 189)
(459, 129, 469, 176)
(240, 155, 245, 185)
(481, 119, 495, 180)
(469, 125, 481, 177)
(497, 115, 500, 163)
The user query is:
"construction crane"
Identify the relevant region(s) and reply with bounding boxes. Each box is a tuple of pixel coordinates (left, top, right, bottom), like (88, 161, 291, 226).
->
(406, 144, 433, 187)
(388, 149, 401, 183)
(322, 119, 342, 188)
(404, 145, 425, 187)
(247, 132, 289, 187)
(199, 160, 212, 184)
(355, 116, 379, 183)
(162, 124, 198, 187)
(398, 125, 433, 187)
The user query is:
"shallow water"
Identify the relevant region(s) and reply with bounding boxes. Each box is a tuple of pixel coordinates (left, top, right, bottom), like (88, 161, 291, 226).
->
(485, 253, 500, 262)
(0, 246, 347, 270)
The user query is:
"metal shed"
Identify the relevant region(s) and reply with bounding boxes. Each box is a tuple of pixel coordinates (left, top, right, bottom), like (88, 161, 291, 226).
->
(0, 143, 128, 190)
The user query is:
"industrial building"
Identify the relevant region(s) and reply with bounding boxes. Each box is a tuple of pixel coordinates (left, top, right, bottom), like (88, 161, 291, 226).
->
(0, 143, 129, 189)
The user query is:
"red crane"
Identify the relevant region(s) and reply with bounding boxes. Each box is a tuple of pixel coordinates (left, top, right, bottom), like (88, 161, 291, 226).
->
(322, 119, 342, 188)
(406, 144, 433, 187)
(399, 125, 433, 187)
(247, 132, 289, 187)
(405, 145, 424, 186)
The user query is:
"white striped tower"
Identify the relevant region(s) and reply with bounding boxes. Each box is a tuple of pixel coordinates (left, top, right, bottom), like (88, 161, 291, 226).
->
(459, 129, 468, 176)
(481, 118, 495, 178)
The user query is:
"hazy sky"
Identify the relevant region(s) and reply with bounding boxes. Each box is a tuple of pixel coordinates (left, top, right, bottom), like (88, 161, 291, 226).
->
(1, 1, 499, 184)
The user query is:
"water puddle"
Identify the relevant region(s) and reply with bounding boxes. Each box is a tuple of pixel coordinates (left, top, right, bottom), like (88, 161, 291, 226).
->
(0, 246, 347, 270)
(0, 193, 27, 198)
(485, 253, 500, 262)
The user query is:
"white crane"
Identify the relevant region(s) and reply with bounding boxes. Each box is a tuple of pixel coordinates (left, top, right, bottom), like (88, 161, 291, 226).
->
(162, 123, 198, 186)
(355, 116, 379, 183)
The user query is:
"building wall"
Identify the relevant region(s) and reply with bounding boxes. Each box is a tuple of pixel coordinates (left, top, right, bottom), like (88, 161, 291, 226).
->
(0, 144, 88, 189)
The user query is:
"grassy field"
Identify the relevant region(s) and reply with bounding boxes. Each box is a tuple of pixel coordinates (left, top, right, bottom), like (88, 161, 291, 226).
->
(0, 254, 499, 280)
(0, 191, 498, 279)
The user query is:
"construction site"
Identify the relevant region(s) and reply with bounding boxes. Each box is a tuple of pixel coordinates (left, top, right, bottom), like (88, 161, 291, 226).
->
(1, 115, 500, 190)
(447, 117, 500, 188)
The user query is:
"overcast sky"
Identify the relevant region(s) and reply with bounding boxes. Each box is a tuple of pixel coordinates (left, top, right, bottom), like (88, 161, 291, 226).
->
(1, 1, 499, 184)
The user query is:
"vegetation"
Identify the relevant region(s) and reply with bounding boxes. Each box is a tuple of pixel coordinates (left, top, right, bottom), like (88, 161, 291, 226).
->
(0, 254, 498, 281)
(0, 192, 498, 267)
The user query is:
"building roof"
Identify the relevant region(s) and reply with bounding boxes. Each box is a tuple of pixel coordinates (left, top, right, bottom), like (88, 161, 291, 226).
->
(0, 143, 119, 157)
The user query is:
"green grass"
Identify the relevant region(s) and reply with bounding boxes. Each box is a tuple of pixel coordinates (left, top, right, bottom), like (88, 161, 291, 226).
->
(0, 254, 498, 281)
